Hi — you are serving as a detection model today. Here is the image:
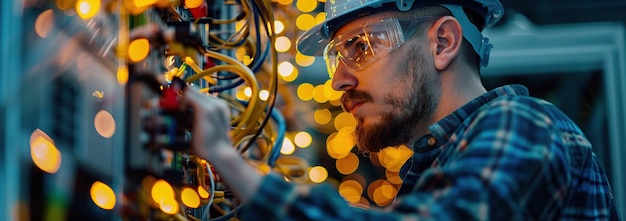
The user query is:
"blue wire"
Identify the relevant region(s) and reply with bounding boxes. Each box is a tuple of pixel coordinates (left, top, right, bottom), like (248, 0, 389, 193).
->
(267, 105, 285, 167)
(209, 207, 238, 221)
(201, 162, 216, 220)
(205, 107, 283, 220)
(206, 1, 282, 219)
(209, 78, 244, 93)
(235, 100, 285, 167)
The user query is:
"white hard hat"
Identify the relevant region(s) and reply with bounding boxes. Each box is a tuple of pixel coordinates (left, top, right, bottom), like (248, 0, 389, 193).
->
(296, 0, 504, 66)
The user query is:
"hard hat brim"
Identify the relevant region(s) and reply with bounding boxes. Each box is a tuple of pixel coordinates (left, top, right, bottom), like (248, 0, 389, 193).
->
(295, 23, 327, 56)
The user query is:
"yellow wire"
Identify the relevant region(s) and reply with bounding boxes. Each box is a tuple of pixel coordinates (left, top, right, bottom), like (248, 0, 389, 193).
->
(214, 93, 275, 161)
(175, 63, 187, 78)
(184, 64, 232, 83)
(202, 50, 262, 144)
(208, 0, 251, 49)
(211, 17, 238, 25)
(259, 1, 280, 165)
(180, 0, 279, 166)
(184, 57, 218, 85)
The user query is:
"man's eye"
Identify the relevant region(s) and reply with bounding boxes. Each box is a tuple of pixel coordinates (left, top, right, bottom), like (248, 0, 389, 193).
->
(345, 36, 371, 52)
(355, 41, 371, 52)
(344, 35, 361, 48)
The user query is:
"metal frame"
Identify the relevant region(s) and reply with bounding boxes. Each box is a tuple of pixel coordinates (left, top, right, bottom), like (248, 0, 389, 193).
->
(1, 1, 23, 220)
(484, 21, 626, 217)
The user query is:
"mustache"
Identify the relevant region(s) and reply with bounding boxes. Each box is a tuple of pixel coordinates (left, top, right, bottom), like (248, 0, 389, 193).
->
(340, 89, 373, 112)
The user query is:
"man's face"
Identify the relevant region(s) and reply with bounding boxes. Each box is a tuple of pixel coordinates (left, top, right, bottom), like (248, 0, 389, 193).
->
(331, 15, 438, 153)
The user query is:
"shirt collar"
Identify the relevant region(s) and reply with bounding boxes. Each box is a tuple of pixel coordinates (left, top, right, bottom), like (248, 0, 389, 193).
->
(398, 85, 529, 195)
(412, 84, 529, 152)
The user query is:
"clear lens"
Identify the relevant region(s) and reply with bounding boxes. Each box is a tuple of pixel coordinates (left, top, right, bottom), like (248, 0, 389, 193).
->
(324, 18, 404, 78)
(324, 43, 339, 77)
(324, 17, 435, 78)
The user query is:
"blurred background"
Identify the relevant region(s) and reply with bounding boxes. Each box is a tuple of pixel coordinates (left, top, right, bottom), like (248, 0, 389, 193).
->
(1, 0, 624, 220)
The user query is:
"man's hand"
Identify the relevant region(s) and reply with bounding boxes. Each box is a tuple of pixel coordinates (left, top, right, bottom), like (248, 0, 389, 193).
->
(181, 87, 262, 203)
(182, 88, 233, 162)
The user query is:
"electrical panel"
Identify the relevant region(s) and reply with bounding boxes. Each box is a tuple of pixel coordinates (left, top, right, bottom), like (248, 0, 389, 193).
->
(12, 0, 301, 220)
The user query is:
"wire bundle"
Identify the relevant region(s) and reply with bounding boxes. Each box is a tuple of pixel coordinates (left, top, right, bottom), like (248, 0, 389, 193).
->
(153, 0, 287, 220)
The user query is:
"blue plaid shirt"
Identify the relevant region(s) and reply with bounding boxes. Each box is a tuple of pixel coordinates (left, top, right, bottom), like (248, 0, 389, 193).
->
(240, 85, 620, 220)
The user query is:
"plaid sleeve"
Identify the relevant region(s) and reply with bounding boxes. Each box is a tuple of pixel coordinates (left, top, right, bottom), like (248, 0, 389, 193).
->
(241, 173, 408, 221)
(240, 173, 354, 220)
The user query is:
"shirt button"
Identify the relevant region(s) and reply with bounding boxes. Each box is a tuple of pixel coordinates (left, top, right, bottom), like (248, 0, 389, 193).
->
(427, 136, 437, 146)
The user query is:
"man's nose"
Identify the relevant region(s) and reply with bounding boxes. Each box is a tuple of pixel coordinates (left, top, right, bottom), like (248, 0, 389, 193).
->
(331, 64, 357, 91)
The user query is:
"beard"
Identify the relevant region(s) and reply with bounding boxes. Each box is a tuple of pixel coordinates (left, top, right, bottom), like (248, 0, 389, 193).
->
(342, 44, 437, 153)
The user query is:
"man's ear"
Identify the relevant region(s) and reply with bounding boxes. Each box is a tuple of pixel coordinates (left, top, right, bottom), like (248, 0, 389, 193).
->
(429, 16, 463, 71)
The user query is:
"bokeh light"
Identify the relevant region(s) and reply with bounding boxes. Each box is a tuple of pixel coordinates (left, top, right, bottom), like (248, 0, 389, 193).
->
(295, 52, 315, 67)
(76, 0, 100, 20)
(336, 152, 359, 175)
(386, 169, 403, 185)
(90, 181, 116, 210)
(235, 47, 249, 63)
(378, 145, 413, 172)
(296, 0, 318, 13)
(35, 10, 54, 38)
(297, 83, 314, 101)
(338, 179, 363, 204)
(236, 87, 248, 101)
(280, 138, 296, 155)
(128, 38, 150, 62)
(133, 0, 157, 8)
(243, 87, 252, 98)
(327, 127, 355, 159)
(198, 186, 210, 199)
(329, 135, 354, 159)
(259, 90, 270, 101)
(334, 112, 356, 131)
(185, 0, 203, 8)
(296, 14, 316, 31)
(151, 179, 175, 204)
(278, 61, 296, 82)
(235, 20, 246, 33)
(94, 110, 116, 138)
(312, 84, 328, 103)
(294, 131, 312, 148)
(278, 61, 294, 75)
(313, 108, 332, 125)
(315, 12, 326, 24)
(30, 129, 62, 174)
(159, 197, 179, 215)
(274, 20, 285, 34)
(276, 0, 294, 6)
(323, 79, 342, 101)
(308, 166, 328, 183)
(181, 187, 201, 208)
(117, 66, 128, 85)
(275, 36, 292, 52)
(369, 179, 397, 206)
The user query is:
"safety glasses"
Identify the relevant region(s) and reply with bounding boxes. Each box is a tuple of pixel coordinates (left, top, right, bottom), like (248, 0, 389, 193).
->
(323, 17, 436, 78)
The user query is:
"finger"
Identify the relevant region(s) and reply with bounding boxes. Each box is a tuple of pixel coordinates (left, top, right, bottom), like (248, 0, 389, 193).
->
(182, 86, 223, 117)
(180, 86, 201, 113)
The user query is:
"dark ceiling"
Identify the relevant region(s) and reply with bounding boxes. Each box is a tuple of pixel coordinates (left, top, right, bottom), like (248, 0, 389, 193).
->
(499, 0, 626, 26)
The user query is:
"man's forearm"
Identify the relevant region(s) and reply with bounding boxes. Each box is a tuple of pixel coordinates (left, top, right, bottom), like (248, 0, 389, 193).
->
(204, 143, 263, 203)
